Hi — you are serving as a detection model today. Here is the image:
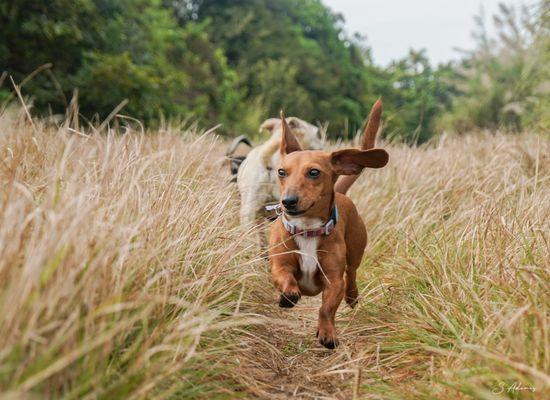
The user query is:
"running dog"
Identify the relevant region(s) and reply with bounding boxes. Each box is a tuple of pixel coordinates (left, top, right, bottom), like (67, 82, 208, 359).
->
(268, 100, 388, 349)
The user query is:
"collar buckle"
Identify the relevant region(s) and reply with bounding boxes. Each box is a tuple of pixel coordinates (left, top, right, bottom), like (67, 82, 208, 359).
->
(265, 203, 283, 216)
(324, 218, 334, 235)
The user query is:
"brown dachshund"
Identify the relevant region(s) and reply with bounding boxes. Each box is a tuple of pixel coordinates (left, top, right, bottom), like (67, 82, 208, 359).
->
(268, 100, 388, 349)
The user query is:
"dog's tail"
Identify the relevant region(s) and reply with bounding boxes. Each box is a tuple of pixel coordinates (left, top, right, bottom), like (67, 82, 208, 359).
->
(226, 135, 252, 157)
(334, 98, 383, 195)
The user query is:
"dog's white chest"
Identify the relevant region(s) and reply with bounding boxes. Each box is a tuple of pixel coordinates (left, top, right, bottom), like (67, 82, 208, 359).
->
(295, 236, 319, 292)
(290, 218, 322, 292)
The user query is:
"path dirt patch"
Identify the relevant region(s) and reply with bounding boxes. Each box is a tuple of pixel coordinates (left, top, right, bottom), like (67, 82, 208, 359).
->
(235, 282, 406, 399)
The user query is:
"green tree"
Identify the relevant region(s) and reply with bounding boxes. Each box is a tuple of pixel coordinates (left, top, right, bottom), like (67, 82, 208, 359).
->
(0, 0, 97, 108)
(383, 50, 456, 142)
(6, 0, 525, 141)
(0, 0, 240, 129)
(169, 0, 383, 137)
(435, 1, 550, 133)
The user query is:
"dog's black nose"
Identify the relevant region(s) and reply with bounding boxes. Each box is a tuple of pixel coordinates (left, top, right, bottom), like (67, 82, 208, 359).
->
(282, 195, 299, 210)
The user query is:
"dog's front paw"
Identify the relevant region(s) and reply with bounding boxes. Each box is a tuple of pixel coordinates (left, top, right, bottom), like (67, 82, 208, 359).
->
(345, 282, 359, 308)
(345, 292, 359, 308)
(316, 327, 339, 349)
(279, 291, 301, 308)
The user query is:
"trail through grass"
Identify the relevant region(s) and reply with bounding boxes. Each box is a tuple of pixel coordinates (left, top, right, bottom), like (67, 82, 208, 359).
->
(0, 105, 548, 399)
(232, 131, 550, 399)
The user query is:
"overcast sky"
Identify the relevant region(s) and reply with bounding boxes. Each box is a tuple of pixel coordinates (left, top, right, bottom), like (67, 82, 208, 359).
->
(322, 0, 526, 66)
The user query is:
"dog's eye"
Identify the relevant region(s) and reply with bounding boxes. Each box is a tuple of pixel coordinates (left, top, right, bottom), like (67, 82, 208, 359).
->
(307, 168, 320, 178)
(277, 169, 287, 178)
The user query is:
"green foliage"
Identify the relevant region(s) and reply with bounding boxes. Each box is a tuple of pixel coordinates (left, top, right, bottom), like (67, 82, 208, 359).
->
(3, 0, 544, 141)
(383, 50, 457, 143)
(435, 1, 550, 133)
(2, 0, 416, 139)
(0, 0, 240, 131)
(173, 0, 382, 136)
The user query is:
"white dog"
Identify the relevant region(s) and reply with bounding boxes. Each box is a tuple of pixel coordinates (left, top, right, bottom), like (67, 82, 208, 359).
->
(237, 117, 323, 225)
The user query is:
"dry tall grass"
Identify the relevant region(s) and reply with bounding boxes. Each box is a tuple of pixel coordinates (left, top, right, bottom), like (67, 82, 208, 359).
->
(0, 104, 548, 399)
(230, 131, 549, 399)
(347, 131, 549, 398)
(0, 107, 263, 398)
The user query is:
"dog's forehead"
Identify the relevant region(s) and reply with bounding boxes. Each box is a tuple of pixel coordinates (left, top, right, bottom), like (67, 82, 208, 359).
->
(282, 150, 330, 169)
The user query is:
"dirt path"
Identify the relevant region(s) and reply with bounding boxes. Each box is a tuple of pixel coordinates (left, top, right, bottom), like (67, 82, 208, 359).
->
(236, 283, 403, 400)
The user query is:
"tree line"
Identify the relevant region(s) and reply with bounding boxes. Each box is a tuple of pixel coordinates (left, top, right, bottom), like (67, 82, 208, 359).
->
(1, 0, 547, 141)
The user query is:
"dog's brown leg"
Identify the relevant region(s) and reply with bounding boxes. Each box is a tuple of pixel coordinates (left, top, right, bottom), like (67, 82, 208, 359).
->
(344, 211, 367, 308)
(344, 246, 363, 308)
(317, 273, 344, 349)
(271, 263, 301, 308)
(344, 269, 359, 308)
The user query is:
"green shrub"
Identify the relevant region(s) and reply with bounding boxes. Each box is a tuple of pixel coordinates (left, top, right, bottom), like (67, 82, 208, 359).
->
(435, 2, 550, 134)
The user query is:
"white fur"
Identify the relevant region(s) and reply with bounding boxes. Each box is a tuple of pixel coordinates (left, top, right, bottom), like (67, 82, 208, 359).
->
(236, 118, 322, 225)
(289, 217, 323, 293)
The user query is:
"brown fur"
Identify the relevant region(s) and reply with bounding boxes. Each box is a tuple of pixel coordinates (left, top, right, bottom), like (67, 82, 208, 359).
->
(334, 98, 383, 194)
(268, 101, 388, 349)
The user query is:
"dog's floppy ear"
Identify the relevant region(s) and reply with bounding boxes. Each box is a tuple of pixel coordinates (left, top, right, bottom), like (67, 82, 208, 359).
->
(331, 148, 389, 175)
(280, 110, 302, 155)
